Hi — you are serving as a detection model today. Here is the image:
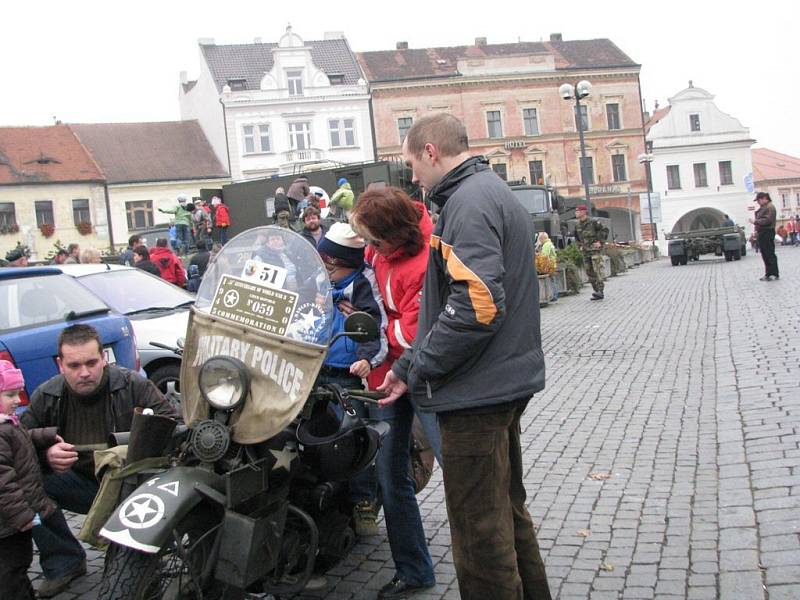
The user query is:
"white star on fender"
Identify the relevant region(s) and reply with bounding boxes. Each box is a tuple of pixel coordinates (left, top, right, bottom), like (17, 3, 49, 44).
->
(118, 493, 165, 529)
(270, 442, 297, 472)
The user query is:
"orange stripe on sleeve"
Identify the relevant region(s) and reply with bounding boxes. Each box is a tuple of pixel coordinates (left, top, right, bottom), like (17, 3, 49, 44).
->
(438, 240, 497, 325)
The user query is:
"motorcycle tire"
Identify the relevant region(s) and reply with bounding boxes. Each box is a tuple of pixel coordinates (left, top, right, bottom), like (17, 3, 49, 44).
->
(97, 507, 242, 600)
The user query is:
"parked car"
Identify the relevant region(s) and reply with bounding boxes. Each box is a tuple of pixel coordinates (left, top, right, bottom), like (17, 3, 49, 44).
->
(58, 264, 193, 393)
(0, 267, 139, 406)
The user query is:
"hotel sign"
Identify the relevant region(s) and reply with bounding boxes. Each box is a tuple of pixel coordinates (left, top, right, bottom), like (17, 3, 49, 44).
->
(503, 140, 528, 150)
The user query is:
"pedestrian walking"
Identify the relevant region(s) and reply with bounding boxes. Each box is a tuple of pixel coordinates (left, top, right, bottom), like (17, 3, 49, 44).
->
(749, 192, 779, 280)
(159, 194, 192, 255)
(378, 113, 551, 600)
(575, 204, 609, 300)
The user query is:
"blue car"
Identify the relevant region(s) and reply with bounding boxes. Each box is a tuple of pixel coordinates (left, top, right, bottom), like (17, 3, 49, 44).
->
(0, 266, 139, 406)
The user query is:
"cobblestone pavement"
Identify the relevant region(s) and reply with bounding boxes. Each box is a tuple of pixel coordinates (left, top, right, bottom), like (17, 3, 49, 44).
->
(33, 247, 799, 599)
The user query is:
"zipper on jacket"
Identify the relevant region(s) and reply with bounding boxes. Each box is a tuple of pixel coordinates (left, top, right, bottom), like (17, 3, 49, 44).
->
(425, 380, 432, 400)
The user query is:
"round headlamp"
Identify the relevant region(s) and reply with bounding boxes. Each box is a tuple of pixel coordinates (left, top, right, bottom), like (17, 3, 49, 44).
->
(198, 356, 250, 411)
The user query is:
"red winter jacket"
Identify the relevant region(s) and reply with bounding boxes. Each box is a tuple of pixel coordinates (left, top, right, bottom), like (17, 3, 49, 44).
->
(149, 246, 186, 287)
(214, 204, 231, 227)
(365, 202, 431, 390)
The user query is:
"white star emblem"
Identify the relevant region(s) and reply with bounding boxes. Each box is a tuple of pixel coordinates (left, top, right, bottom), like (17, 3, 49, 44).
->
(223, 290, 240, 308)
(270, 442, 298, 472)
(118, 493, 165, 529)
(297, 308, 321, 332)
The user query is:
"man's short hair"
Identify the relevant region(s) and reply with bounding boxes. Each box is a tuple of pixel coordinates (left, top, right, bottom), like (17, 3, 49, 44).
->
(197, 239, 211, 251)
(58, 324, 102, 358)
(405, 113, 469, 159)
(67, 243, 80, 254)
(156, 238, 169, 248)
(303, 206, 321, 220)
(128, 234, 141, 247)
(755, 192, 772, 202)
(134, 246, 150, 260)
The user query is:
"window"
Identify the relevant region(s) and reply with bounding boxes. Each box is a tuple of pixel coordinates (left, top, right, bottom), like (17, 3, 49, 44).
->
(575, 105, 590, 131)
(329, 119, 356, 147)
(523, 108, 539, 136)
(242, 124, 271, 154)
(288, 122, 311, 150)
(227, 78, 247, 91)
(795, 189, 800, 209)
(492, 163, 507, 180)
(581, 156, 595, 184)
(690, 114, 701, 132)
(0, 202, 15, 228)
(606, 103, 621, 130)
(397, 117, 413, 142)
(126, 200, 154, 230)
(328, 73, 345, 85)
(35, 200, 54, 226)
(72, 199, 90, 226)
(612, 155, 627, 182)
(667, 165, 681, 189)
(287, 70, 303, 96)
(486, 111, 503, 138)
(718, 161, 733, 185)
(529, 160, 544, 185)
(693, 163, 708, 187)
(779, 189, 790, 209)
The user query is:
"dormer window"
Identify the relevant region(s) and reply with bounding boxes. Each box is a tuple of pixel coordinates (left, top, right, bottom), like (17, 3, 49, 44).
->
(227, 78, 247, 90)
(287, 70, 303, 96)
(328, 73, 345, 85)
(25, 153, 61, 166)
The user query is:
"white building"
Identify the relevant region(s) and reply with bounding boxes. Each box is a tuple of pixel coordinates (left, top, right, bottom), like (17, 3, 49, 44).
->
(179, 27, 374, 181)
(646, 83, 755, 254)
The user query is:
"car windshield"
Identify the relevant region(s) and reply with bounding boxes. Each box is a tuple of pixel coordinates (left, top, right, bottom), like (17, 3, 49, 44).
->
(513, 188, 550, 214)
(0, 274, 109, 330)
(77, 269, 195, 315)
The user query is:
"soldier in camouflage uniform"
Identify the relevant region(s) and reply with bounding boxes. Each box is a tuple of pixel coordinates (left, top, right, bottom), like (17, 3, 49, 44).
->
(574, 204, 609, 300)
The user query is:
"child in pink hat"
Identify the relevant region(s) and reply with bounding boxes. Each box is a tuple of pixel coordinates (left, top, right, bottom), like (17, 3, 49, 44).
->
(0, 360, 60, 599)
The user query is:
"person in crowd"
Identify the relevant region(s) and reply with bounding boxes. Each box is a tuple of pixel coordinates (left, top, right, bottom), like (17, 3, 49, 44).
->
(749, 191, 779, 280)
(50, 249, 69, 265)
(0, 360, 61, 600)
(749, 231, 760, 253)
(378, 113, 551, 600)
(777, 223, 788, 245)
(133, 246, 161, 277)
(4, 244, 31, 267)
(189, 238, 212, 278)
(64, 243, 80, 264)
(149, 238, 186, 287)
(721, 214, 735, 227)
(300, 206, 328, 248)
(575, 204, 609, 300)
(287, 176, 310, 216)
(537, 232, 559, 302)
(786, 218, 796, 246)
(79, 246, 102, 264)
(190, 202, 213, 247)
(159, 194, 192, 255)
(118, 235, 143, 266)
(211, 196, 230, 245)
(329, 177, 355, 221)
(20, 325, 177, 598)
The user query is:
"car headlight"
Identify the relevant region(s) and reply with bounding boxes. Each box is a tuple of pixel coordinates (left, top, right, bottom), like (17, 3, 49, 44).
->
(198, 356, 250, 411)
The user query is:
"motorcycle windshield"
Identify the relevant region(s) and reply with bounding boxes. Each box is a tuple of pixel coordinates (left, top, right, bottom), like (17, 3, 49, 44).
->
(196, 227, 334, 346)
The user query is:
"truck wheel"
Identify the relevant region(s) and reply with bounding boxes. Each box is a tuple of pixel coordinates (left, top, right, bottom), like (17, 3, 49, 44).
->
(724, 251, 733, 262)
(670, 256, 680, 266)
(679, 255, 688, 266)
(733, 249, 742, 261)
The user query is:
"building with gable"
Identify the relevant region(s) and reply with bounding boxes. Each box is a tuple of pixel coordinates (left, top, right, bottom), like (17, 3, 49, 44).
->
(358, 34, 648, 241)
(179, 26, 374, 181)
(646, 83, 756, 253)
(752, 148, 800, 225)
(0, 125, 108, 260)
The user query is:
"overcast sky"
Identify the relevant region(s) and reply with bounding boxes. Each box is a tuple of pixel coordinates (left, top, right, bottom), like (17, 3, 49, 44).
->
(2, 0, 796, 157)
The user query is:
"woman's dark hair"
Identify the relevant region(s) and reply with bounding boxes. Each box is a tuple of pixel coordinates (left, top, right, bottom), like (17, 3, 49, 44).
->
(350, 186, 425, 256)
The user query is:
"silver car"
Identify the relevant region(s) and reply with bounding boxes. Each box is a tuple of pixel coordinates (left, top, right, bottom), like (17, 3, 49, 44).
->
(58, 264, 193, 393)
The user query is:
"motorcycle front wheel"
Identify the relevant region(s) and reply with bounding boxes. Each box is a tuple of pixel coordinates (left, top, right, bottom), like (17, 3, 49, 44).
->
(98, 507, 243, 600)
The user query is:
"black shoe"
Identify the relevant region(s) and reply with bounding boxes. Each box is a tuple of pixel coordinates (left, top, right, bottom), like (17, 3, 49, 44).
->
(591, 291, 604, 300)
(37, 561, 87, 598)
(377, 576, 435, 599)
(759, 275, 773, 281)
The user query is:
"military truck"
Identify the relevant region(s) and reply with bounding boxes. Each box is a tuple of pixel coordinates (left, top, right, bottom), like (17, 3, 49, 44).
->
(665, 226, 747, 266)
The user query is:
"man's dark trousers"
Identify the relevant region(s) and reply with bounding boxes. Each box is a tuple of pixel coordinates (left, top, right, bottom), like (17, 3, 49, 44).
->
(439, 400, 551, 600)
(757, 229, 779, 278)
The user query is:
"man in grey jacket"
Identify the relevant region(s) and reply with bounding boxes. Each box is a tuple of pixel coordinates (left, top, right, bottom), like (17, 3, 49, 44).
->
(378, 113, 551, 599)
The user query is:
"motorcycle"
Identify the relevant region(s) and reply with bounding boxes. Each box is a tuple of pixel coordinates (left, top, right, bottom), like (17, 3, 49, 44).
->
(97, 226, 388, 599)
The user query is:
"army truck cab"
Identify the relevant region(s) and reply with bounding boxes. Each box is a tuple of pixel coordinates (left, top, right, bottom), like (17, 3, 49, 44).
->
(508, 182, 565, 247)
(665, 226, 747, 266)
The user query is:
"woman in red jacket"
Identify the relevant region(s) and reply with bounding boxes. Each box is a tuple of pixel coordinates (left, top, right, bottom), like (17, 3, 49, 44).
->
(348, 186, 439, 597)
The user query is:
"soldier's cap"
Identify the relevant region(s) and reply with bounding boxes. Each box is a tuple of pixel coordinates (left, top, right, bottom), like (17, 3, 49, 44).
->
(5, 245, 30, 262)
(576, 204, 588, 212)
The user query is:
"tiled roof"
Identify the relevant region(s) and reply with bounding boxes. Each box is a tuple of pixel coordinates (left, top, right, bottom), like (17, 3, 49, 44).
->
(0, 125, 104, 185)
(357, 39, 638, 83)
(645, 106, 671, 134)
(752, 148, 800, 182)
(69, 121, 229, 184)
(201, 38, 363, 91)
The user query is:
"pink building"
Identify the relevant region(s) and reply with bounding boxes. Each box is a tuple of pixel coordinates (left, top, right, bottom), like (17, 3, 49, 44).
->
(358, 35, 649, 241)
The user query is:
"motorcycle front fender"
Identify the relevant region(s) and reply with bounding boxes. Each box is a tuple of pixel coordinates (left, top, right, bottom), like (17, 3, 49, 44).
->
(99, 466, 225, 553)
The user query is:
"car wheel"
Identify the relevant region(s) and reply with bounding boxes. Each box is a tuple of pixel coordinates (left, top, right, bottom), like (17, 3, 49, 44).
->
(150, 363, 181, 395)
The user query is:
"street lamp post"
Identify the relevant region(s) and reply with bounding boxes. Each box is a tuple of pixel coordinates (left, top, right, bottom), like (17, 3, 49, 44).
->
(559, 80, 593, 217)
(638, 143, 656, 249)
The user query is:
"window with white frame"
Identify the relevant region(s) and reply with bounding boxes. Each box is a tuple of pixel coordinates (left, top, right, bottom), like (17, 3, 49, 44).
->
(329, 119, 356, 147)
(397, 117, 413, 142)
(529, 160, 544, 185)
(126, 200, 154, 230)
(606, 103, 621, 130)
(795, 189, 800, 209)
(611, 154, 627, 182)
(287, 70, 303, 96)
(718, 161, 733, 185)
(486, 111, 503, 138)
(575, 105, 590, 132)
(694, 163, 708, 187)
(667, 165, 681, 189)
(690, 114, 701, 132)
(242, 124, 271, 154)
(779, 189, 790, 209)
(35, 200, 54, 226)
(522, 108, 539, 136)
(288, 122, 311, 150)
(0, 202, 16, 228)
(581, 156, 595, 184)
(72, 199, 91, 226)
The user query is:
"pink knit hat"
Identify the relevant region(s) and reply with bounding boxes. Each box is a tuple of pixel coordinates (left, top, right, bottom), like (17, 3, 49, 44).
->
(0, 360, 24, 393)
